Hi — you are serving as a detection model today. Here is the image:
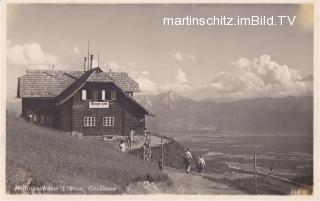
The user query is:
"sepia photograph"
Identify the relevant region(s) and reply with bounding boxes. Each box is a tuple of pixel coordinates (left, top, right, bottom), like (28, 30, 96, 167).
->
(1, 1, 318, 199)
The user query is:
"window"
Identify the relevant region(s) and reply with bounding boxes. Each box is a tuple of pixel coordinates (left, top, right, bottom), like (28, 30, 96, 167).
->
(111, 91, 117, 100)
(103, 117, 114, 126)
(84, 117, 96, 127)
(101, 90, 106, 101)
(105, 91, 111, 100)
(102, 90, 116, 100)
(81, 90, 87, 100)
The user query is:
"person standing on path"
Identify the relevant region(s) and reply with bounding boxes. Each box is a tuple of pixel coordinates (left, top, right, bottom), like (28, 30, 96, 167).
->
(145, 144, 152, 161)
(145, 131, 151, 146)
(144, 128, 149, 144)
(197, 155, 206, 175)
(139, 143, 147, 160)
(128, 128, 135, 150)
(184, 148, 193, 174)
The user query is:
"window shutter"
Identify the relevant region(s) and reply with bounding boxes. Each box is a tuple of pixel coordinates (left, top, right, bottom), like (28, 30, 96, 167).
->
(101, 90, 106, 101)
(82, 90, 87, 100)
(111, 91, 117, 100)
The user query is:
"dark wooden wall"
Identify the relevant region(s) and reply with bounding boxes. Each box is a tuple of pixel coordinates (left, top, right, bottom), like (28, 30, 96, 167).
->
(21, 98, 59, 129)
(21, 82, 146, 136)
(71, 82, 146, 136)
(59, 99, 73, 131)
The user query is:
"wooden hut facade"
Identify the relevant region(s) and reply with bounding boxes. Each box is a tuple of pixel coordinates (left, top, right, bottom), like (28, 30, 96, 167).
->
(17, 67, 153, 138)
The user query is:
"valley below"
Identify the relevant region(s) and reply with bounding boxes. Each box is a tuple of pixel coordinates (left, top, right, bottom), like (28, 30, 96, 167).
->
(162, 130, 313, 185)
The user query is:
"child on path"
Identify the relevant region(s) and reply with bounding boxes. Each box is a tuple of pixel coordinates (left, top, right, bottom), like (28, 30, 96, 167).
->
(119, 139, 126, 153)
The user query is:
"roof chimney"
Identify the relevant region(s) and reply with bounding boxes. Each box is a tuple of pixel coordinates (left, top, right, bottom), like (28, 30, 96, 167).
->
(109, 68, 112, 77)
(90, 54, 93, 70)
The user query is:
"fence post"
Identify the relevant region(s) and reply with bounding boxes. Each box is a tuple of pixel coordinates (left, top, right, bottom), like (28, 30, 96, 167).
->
(161, 136, 164, 171)
(254, 154, 257, 194)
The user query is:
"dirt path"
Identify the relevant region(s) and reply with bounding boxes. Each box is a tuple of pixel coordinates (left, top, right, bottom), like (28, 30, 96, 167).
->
(163, 167, 247, 194)
(126, 136, 247, 194)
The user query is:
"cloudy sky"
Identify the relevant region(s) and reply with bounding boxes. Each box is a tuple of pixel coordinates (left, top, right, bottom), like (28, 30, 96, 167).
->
(6, 4, 313, 102)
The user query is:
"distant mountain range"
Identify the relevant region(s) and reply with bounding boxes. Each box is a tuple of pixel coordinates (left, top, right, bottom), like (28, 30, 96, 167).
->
(135, 91, 313, 134)
(7, 91, 313, 134)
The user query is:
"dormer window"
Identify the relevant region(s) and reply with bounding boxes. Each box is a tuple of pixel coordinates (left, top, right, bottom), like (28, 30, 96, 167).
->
(101, 90, 106, 101)
(81, 90, 87, 100)
(111, 91, 117, 100)
(81, 89, 93, 101)
(105, 91, 111, 100)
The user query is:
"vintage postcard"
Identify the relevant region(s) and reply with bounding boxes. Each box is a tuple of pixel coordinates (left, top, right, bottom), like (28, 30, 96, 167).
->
(1, 1, 319, 200)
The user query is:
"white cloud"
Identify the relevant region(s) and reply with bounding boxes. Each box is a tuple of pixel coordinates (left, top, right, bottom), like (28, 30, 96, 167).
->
(206, 55, 312, 98)
(141, 70, 149, 76)
(105, 61, 125, 71)
(173, 52, 197, 62)
(103, 61, 137, 76)
(160, 83, 193, 93)
(91, 59, 98, 68)
(103, 62, 193, 95)
(174, 68, 188, 84)
(136, 78, 158, 95)
(101, 61, 158, 94)
(73, 45, 80, 54)
(160, 68, 193, 93)
(173, 52, 183, 61)
(7, 42, 58, 66)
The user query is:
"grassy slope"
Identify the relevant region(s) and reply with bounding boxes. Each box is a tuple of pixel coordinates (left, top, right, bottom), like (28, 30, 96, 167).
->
(6, 112, 167, 194)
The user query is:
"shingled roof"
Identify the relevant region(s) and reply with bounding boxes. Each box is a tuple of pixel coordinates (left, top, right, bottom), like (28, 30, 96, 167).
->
(17, 68, 140, 98)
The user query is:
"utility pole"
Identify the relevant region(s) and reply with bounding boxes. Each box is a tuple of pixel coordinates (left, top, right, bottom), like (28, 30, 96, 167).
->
(161, 136, 164, 171)
(254, 154, 257, 194)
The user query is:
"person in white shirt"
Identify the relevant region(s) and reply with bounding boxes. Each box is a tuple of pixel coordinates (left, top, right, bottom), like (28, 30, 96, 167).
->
(184, 149, 193, 173)
(145, 144, 152, 161)
(119, 139, 126, 153)
(128, 128, 135, 150)
(197, 155, 206, 175)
